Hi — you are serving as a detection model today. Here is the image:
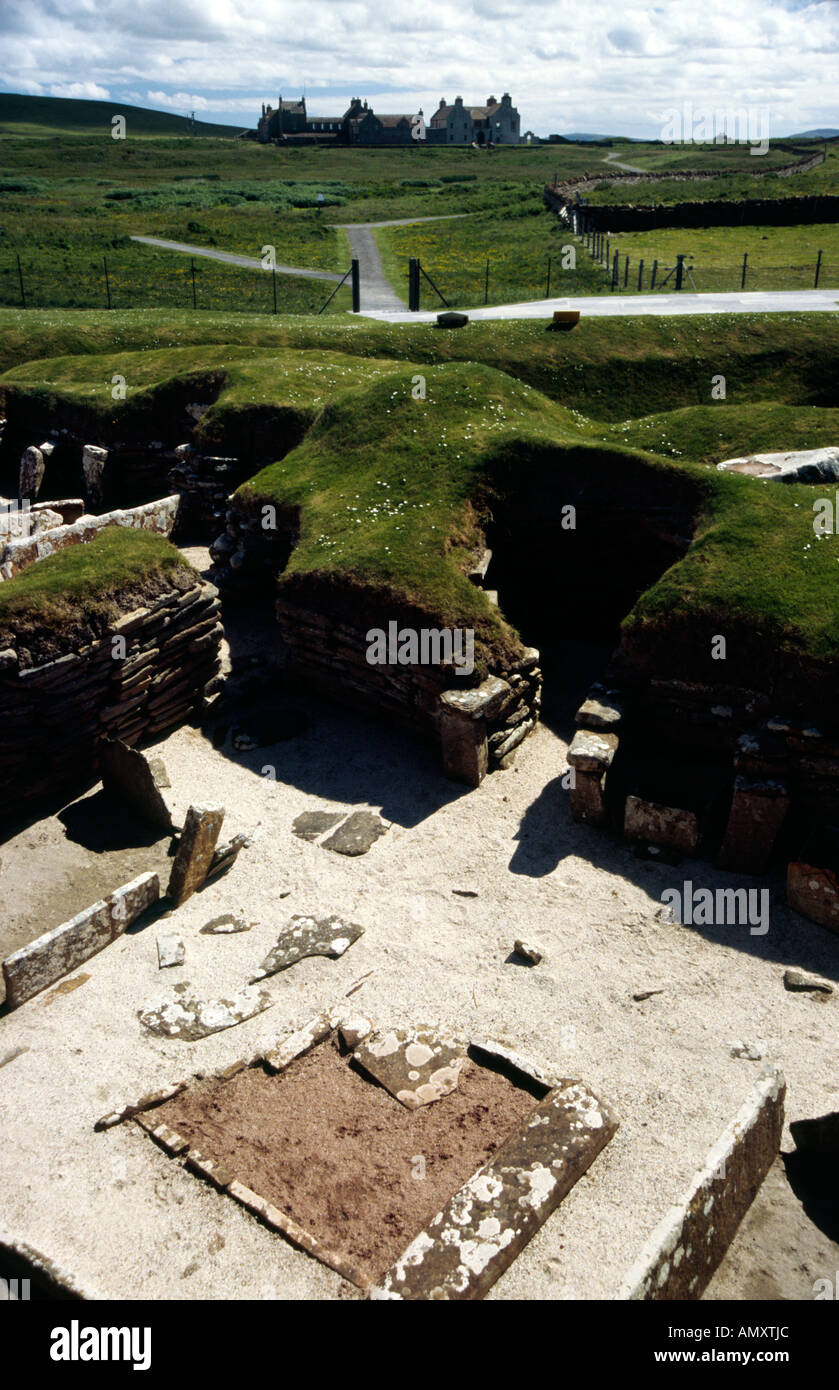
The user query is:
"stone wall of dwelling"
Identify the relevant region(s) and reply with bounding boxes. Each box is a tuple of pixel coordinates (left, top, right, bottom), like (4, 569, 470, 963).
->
(0, 496, 180, 581)
(0, 577, 223, 817)
(566, 663, 839, 884)
(211, 493, 542, 777)
(273, 592, 541, 760)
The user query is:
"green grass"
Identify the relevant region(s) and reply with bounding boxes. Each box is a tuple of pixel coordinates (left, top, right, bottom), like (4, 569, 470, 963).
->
(583, 223, 839, 293)
(376, 207, 610, 307)
(1, 309, 837, 681)
(1, 308, 836, 423)
(0, 527, 193, 652)
(583, 139, 839, 203)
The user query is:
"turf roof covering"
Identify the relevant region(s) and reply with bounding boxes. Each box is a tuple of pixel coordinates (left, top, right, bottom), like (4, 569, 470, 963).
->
(0, 311, 837, 682)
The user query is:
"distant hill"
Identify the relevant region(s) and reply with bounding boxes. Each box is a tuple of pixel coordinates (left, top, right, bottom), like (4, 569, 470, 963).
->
(789, 129, 839, 139)
(0, 92, 242, 137)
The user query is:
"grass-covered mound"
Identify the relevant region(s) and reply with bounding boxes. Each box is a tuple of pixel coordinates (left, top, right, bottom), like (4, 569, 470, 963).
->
(0, 311, 837, 703)
(233, 360, 839, 696)
(0, 528, 195, 661)
(2, 308, 837, 421)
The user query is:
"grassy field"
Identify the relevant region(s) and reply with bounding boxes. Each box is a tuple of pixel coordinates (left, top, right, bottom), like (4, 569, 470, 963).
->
(2, 110, 835, 311)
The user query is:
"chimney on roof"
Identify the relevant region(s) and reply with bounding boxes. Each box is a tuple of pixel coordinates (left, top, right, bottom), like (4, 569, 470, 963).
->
(488, 95, 497, 105)
(439, 97, 446, 107)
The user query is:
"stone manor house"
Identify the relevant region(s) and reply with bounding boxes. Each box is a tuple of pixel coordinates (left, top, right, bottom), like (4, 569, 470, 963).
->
(255, 93, 521, 146)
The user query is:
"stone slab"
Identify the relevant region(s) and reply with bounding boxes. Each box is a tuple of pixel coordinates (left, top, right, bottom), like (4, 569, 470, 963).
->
(718, 776, 789, 875)
(321, 811, 387, 857)
(98, 736, 175, 832)
(2, 871, 159, 1009)
(616, 1067, 785, 1300)
(353, 1027, 469, 1110)
(138, 987, 274, 1041)
(372, 1078, 619, 1299)
(291, 811, 345, 842)
(167, 803, 224, 905)
(787, 861, 839, 934)
(567, 728, 619, 773)
(624, 795, 699, 854)
(251, 915, 364, 982)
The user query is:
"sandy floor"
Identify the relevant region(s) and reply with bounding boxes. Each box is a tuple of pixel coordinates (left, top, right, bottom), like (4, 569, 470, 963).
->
(0, 588, 837, 1299)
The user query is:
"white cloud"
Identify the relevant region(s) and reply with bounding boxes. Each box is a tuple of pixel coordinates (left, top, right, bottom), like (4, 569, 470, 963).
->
(0, 0, 836, 136)
(48, 81, 110, 100)
(146, 90, 210, 110)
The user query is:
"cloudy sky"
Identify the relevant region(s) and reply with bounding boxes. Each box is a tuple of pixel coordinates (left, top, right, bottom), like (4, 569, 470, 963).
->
(2, 0, 837, 136)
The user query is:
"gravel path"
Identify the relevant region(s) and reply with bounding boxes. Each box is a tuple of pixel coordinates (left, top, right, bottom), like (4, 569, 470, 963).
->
(130, 235, 343, 282)
(329, 217, 467, 312)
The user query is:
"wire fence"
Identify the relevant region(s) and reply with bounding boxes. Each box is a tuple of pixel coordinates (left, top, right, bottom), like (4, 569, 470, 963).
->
(0, 252, 352, 315)
(577, 232, 836, 295)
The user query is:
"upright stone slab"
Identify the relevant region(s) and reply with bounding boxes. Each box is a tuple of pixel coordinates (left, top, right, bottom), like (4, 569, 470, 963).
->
(82, 445, 108, 512)
(567, 727, 619, 826)
(167, 803, 224, 905)
(2, 870, 160, 1008)
(617, 1067, 785, 1300)
(373, 1079, 619, 1300)
(19, 446, 44, 501)
(717, 776, 789, 874)
(98, 736, 175, 832)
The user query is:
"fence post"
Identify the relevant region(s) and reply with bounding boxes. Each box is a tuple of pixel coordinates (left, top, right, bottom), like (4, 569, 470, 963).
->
(815, 249, 822, 289)
(545, 256, 552, 299)
(611, 251, 619, 291)
(675, 254, 685, 291)
(351, 257, 360, 312)
(651, 259, 658, 290)
(484, 259, 490, 304)
(606, 237, 610, 268)
(191, 257, 197, 309)
(740, 252, 748, 290)
(638, 258, 644, 292)
(624, 255, 629, 288)
(272, 267, 277, 313)
(16, 254, 25, 309)
(103, 256, 111, 310)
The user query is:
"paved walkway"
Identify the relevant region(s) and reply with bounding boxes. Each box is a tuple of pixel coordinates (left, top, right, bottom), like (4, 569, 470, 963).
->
(130, 236, 343, 282)
(359, 288, 839, 323)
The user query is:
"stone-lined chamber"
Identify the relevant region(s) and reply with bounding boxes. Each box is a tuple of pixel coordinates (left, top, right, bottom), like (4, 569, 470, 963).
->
(0, 573, 223, 817)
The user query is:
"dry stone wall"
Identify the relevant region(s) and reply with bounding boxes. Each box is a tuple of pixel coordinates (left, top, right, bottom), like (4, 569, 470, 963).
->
(0, 576, 223, 816)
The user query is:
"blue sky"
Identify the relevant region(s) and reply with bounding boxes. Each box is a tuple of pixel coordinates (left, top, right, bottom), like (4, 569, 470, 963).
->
(1, 0, 837, 136)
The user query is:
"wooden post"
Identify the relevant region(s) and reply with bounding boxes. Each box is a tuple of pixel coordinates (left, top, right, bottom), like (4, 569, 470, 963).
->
(484, 259, 490, 304)
(104, 256, 111, 310)
(16, 254, 25, 309)
(638, 258, 644, 291)
(651, 259, 658, 290)
(351, 257, 360, 312)
(611, 251, 619, 291)
(624, 255, 629, 288)
(814, 249, 822, 289)
(740, 252, 748, 290)
(545, 256, 552, 299)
